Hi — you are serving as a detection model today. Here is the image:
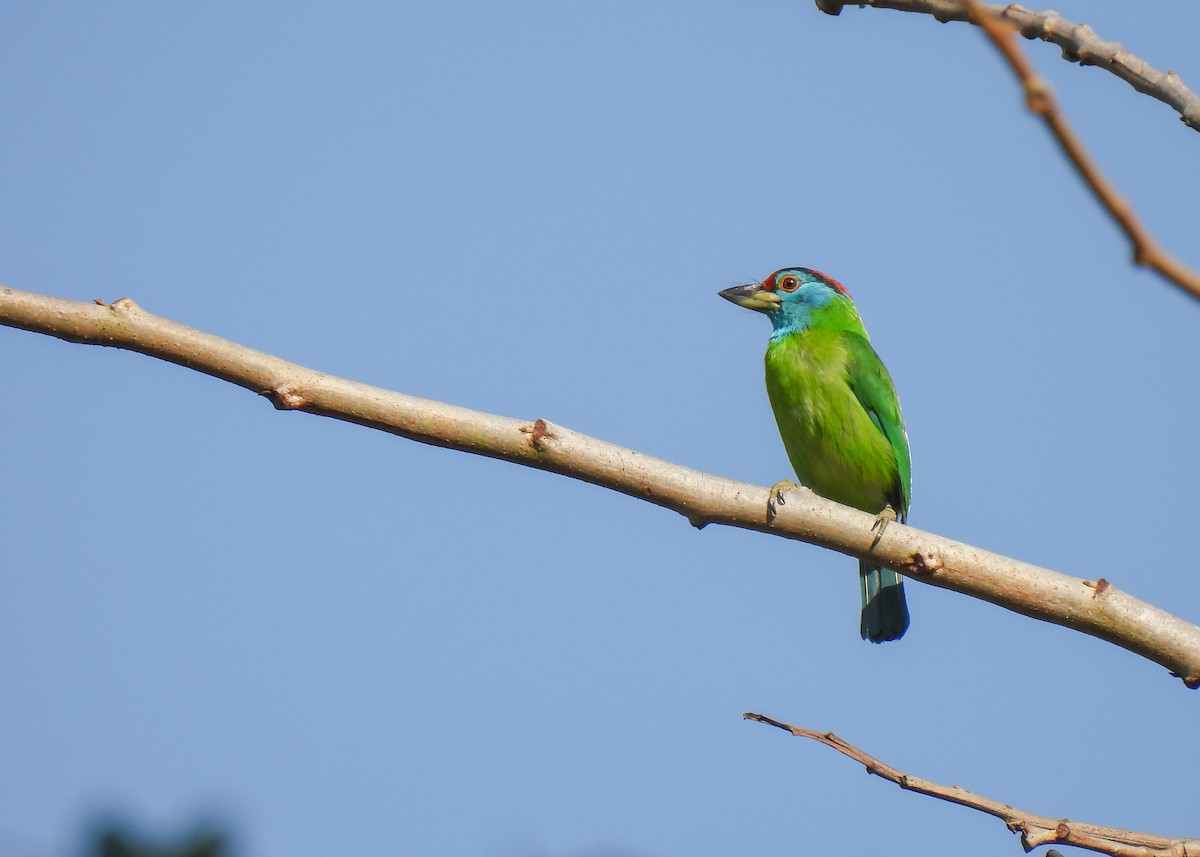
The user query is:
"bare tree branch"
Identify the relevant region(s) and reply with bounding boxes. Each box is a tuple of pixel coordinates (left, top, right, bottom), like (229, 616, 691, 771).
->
(4, 284, 1200, 687)
(745, 713, 1200, 857)
(959, 0, 1200, 301)
(816, 0, 1200, 301)
(815, 1, 1200, 134)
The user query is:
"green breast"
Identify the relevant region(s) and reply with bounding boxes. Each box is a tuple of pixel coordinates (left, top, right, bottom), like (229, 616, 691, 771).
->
(764, 329, 905, 515)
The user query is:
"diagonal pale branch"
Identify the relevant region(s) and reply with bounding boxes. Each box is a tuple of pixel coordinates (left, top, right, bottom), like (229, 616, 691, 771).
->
(817, 0, 1200, 301)
(5, 284, 1200, 687)
(961, 0, 1200, 301)
(745, 713, 1200, 857)
(815, 0, 1200, 133)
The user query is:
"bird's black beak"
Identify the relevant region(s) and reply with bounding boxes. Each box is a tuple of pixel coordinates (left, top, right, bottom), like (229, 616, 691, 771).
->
(718, 283, 781, 313)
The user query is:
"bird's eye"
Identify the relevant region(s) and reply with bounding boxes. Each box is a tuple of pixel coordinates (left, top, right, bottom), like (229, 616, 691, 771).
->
(778, 276, 800, 292)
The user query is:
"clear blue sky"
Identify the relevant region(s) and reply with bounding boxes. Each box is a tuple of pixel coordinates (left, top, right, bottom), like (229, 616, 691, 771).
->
(3, 3, 1199, 856)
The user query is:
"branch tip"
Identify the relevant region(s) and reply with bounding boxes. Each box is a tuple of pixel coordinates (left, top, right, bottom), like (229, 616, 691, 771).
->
(744, 712, 791, 733)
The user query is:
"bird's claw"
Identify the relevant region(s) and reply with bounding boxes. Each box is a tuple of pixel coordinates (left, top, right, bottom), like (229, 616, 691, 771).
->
(767, 479, 800, 523)
(870, 504, 897, 547)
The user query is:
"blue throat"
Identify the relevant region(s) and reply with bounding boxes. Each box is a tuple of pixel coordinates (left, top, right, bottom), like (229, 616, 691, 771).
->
(768, 282, 836, 340)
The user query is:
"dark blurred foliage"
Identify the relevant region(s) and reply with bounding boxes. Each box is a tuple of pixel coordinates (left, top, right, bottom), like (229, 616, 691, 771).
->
(88, 824, 229, 857)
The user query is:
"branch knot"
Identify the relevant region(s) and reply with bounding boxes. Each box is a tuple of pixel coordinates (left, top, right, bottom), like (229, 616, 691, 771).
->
(263, 383, 307, 410)
(522, 418, 551, 448)
(904, 549, 943, 576)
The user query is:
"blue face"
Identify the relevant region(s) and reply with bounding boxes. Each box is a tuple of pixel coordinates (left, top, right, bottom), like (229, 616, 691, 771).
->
(767, 268, 842, 338)
(718, 266, 853, 337)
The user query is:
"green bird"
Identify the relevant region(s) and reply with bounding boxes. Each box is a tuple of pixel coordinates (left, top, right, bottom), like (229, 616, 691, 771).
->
(719, 267, 911, 642)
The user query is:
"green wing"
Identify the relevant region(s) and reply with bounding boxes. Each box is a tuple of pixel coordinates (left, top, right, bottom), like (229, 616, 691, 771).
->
(843, 335, 911, 521)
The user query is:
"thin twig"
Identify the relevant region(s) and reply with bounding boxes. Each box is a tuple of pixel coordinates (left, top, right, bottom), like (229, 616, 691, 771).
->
(959, 0, 1200, 301)
(815, 1, 1200, 133)
(745, 713, 1199, 857)
(4, 284, 1200, 686)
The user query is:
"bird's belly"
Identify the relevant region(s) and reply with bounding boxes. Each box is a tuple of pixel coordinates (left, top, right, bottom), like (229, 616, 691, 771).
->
(768, 389, 897, 514)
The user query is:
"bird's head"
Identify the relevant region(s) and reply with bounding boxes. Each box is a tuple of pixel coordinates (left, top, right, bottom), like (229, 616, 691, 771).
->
(719, 267, 855, 337)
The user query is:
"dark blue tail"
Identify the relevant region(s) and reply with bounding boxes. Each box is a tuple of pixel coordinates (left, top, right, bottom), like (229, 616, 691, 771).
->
(859, 560, 909, 643)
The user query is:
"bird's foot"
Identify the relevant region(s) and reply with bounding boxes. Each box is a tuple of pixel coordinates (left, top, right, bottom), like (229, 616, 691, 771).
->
(870, 504, 897, 547)
(767, 479, 800, 524)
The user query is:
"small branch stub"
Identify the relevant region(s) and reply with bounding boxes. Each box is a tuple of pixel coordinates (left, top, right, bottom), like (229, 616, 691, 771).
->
(904, 549, 943, 576)
(522, 418, 550, 448)
(264, 383, 308, 410)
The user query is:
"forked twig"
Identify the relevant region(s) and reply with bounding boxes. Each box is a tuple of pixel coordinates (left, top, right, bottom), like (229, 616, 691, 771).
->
(960, 0, 1200, 301)
(745, 712, 1200, 857)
